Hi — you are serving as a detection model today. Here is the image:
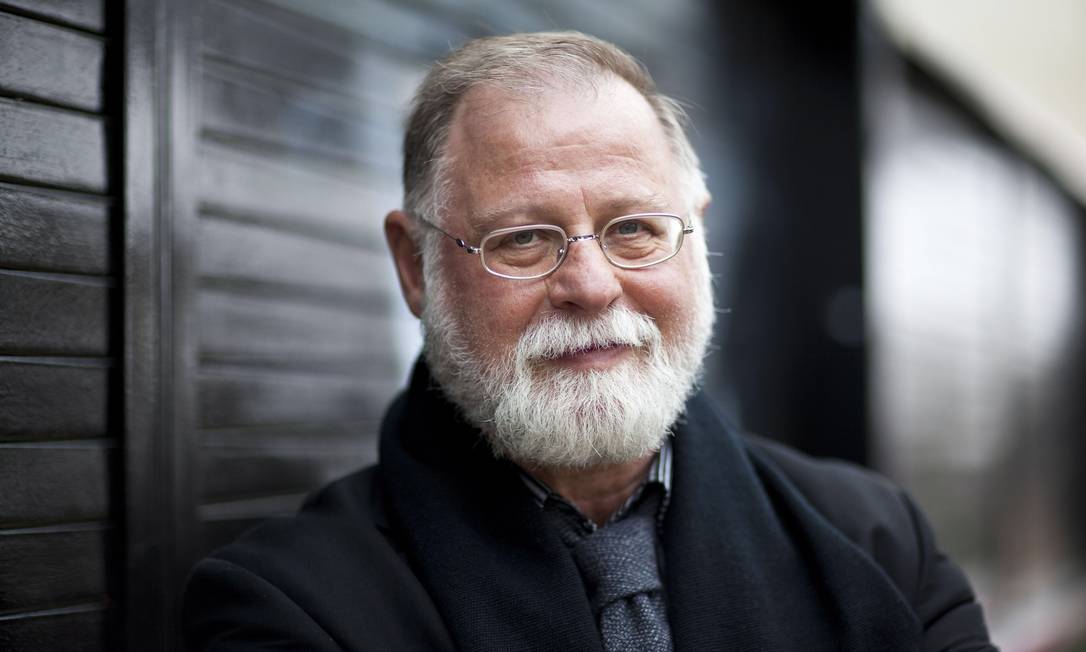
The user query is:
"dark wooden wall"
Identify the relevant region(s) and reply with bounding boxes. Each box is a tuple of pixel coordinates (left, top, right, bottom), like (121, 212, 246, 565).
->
(0, 0, 117, 648)
(122, 0, 424, 647)
(188, 0, 409, 563)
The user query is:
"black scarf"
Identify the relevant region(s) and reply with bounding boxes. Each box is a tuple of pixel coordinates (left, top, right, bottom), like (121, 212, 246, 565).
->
(379, 362, 920, 651)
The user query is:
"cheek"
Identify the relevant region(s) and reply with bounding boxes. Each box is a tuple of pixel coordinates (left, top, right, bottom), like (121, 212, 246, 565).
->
(452, 270, 546, 352)
(622, 253, 704, 332)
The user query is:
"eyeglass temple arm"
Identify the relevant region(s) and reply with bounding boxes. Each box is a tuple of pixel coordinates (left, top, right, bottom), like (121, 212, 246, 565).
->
(418, 217, 481, 254)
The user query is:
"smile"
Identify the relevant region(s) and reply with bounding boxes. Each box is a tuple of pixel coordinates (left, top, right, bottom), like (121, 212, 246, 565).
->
(548, 342, 635, 370)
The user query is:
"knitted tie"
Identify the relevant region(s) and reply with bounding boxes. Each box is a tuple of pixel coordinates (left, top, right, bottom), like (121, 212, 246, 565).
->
(570, 492, 673, 652)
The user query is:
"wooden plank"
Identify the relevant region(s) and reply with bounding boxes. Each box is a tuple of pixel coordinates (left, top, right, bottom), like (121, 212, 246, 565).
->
(201, 0, 430, 109)
(0, 361, 109, 441)
(201, 70, 400, 172)
(202, 0, 367, 100)
(0, 12, 104, 112)
(0, 443, 111, 527)
(197, 216, 393, 302)
(201, 51, 419, 120)
(0, 183, 111, 275)
(255, 0, 470, 61)
(198, 288, 397, 371)
(200, 445, 373, 501)
(0, 0, 105, 33)
(0, 271, 110, 356)
(197, 493, 306, 554)
(0, 605, 107, 651)
(201, 422, 377, 448)
(198, 143, 397, 244)
(0, 526, 108, 612)
(197, 369, 396, 428)
(0, 98, 106, 193)
(199, 493, 305, 522)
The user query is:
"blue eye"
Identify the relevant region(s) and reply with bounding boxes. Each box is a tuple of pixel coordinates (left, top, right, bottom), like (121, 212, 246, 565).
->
(617, 221, 641, 235)
(513, 230, 536, 245)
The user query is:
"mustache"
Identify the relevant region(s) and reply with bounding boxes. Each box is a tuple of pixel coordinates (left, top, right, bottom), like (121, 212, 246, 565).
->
(515, 306, 662, 362)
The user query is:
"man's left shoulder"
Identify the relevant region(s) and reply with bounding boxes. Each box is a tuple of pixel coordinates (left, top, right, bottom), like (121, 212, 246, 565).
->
(743, 435, 919, 558)
(742, 435, 992, 639)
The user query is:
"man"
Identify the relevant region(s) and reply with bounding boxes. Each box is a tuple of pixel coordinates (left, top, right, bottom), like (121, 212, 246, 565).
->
(184, 32, 996, 651)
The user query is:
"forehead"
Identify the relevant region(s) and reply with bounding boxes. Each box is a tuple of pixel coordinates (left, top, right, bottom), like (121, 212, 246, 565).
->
(444, 77, 679, 227)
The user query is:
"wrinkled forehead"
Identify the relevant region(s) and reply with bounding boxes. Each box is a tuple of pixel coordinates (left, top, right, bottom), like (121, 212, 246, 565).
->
(442, 77, 680, 221)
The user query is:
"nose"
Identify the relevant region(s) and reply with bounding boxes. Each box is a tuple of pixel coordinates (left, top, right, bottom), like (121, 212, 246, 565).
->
(545, 236, 622, 314)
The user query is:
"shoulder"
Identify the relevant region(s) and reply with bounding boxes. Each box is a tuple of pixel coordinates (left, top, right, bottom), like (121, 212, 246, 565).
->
(743, 435, 921, 580)
(183, 465, 454, 651)
(208, 465, 394, 566)
(741, 436, 995, 649)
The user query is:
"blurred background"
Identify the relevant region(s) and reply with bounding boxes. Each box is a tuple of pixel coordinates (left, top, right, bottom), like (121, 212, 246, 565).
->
(0, 0, 1082, 650)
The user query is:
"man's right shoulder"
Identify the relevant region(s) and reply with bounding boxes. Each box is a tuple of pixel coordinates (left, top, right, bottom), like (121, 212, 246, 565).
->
(182, 465, 455, 651)
(211, 465, 395, 567)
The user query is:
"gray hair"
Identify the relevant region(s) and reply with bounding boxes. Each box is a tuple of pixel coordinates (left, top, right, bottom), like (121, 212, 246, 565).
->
(402, 31, 709, 241)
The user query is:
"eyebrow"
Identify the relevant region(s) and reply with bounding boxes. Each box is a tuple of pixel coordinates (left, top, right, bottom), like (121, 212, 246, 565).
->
(469, 192, 673, 234)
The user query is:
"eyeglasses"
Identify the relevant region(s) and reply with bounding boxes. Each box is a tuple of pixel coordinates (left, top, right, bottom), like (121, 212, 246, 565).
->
(420, 213, 694, 280)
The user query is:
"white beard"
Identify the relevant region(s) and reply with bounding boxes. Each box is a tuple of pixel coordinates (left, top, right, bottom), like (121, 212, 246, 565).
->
(420, 251, 714, 469)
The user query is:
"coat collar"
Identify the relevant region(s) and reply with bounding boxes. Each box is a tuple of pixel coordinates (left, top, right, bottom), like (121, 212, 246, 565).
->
(664, 393, 920, 649)
(379, 361, 602, 652)
(380, 360, 920, 651)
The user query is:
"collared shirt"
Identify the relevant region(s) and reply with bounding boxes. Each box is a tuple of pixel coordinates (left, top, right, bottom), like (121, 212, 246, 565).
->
(518, 437, 673, 543)
(520, 438, 675, 649)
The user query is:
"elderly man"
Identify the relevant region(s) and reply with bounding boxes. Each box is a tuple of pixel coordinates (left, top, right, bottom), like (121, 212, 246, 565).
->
(184, 32, 995, 651)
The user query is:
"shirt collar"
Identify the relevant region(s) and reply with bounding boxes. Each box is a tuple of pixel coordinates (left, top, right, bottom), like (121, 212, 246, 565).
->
(518, 437, 673, 532)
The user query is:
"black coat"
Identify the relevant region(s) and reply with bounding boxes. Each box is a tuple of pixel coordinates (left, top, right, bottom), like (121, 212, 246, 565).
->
(183, 362, 996, 651)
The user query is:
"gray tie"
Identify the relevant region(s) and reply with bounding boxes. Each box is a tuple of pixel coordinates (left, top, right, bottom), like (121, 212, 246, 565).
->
(571, 492, 673, 652)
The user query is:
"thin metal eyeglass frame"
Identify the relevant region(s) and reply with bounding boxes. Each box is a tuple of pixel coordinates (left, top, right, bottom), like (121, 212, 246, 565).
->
(417, 212, 695, 280)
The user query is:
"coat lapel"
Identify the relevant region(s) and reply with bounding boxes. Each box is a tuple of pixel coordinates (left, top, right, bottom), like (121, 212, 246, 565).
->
(664, 393, 921, 651)
(379, 362, 602, 652)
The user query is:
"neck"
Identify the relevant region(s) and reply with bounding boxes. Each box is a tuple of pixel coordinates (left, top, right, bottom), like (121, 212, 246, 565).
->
(525, 454, 654, 527)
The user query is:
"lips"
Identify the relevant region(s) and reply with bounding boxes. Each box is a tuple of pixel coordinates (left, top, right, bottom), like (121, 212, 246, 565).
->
(566, 341, 620, 356)
(536, 340, 629, 359)
(542, 342, 637, 371)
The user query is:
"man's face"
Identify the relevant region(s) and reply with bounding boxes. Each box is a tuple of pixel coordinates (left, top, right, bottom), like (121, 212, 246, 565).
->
(419, 76, 714, 468)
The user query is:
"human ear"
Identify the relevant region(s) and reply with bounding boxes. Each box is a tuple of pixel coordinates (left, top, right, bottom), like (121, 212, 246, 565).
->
(384, 210, 425, 318)
(694, 192, 711, 219)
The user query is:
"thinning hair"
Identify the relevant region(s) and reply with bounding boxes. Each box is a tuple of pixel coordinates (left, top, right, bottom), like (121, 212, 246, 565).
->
(401, 31, 709, 237)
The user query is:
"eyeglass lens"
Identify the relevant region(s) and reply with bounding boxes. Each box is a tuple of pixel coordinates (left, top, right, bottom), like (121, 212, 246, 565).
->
(480, 214, 684, 278)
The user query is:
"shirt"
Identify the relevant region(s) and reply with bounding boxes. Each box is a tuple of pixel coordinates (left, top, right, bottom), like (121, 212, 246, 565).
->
(518, 437, 673, 559)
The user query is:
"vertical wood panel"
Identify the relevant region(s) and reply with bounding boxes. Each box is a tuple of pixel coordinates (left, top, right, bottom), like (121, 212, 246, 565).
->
(122, 0, 175, 647)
